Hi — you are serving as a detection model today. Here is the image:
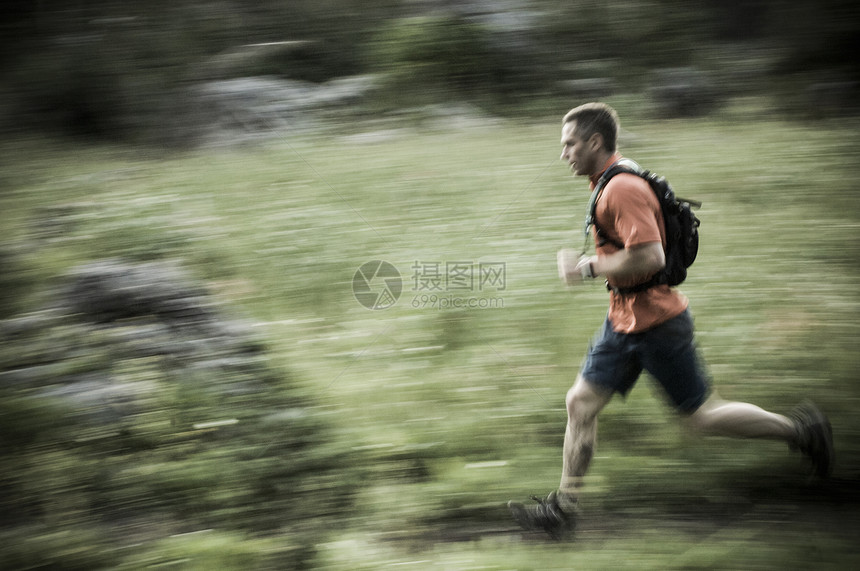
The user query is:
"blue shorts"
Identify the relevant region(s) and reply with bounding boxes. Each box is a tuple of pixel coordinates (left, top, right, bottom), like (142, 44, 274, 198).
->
(580, 309, 711, 413)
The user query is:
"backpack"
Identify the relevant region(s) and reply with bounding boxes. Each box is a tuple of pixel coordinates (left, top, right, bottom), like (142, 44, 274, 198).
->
(585, 159, 701, 294)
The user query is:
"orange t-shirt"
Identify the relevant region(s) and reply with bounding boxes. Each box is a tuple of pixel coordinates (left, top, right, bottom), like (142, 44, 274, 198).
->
(591, 154, 688, 333)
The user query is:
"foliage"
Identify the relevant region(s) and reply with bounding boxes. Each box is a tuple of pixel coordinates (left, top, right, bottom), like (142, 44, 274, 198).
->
(2, 0, 858, 143)
(366, 15, 506, 107)
(0, 0, 397, 142)
(0, 259, 358, 567)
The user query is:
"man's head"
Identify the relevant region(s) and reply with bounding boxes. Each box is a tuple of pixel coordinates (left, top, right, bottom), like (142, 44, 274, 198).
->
(560, 102, 619, 177)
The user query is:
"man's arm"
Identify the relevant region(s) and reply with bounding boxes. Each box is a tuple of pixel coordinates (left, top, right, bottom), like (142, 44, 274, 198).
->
(558, 242, 665, 286)
(590, 241, 665, 279)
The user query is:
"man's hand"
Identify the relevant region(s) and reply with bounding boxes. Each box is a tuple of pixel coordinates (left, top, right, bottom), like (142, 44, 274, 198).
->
(557, 249, 595, 286)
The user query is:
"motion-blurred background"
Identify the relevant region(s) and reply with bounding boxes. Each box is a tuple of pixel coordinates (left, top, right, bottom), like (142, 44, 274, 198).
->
(1, 1, 858, 569)
(2, 0, 857, 144)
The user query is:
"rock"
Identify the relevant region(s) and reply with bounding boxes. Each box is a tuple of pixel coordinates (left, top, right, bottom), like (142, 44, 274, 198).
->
(41, 375, 147, 424)
(189, 75, 377, 145)
(195, 41, 317, 81)
(62, 259, 215, 325)
(1, 259, 276, 424)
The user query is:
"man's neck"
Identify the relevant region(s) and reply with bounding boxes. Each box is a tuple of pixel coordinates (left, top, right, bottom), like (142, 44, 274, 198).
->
(589, 151, 621, 185)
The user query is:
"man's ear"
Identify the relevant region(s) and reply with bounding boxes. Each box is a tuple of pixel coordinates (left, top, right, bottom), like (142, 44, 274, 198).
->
(589, 132, 604, 152)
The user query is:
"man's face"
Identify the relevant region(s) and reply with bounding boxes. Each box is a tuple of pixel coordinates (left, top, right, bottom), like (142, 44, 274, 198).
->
(560, 121, 599, 177)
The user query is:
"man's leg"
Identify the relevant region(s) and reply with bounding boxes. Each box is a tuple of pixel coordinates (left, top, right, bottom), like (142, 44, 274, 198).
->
(558, 375, 614, 510)
(508, 316, 636, 537)
(684, 395, 834, 478)
(684, 396, 795, 440)
(642, 310, 833, 477)
(508, 374, 613, 537)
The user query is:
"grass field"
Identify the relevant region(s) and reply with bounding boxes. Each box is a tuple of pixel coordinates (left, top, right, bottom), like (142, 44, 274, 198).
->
(2, 101, 859, 569)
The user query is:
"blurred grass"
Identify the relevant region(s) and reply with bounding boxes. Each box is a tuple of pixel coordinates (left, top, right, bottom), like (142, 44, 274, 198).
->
(1, 103, 859, 568)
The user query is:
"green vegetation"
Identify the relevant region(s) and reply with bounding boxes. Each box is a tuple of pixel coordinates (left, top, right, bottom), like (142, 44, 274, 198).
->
(3, 1, 858, 143)
(1, 104, 859, 568)
(368, 15, 505, 107)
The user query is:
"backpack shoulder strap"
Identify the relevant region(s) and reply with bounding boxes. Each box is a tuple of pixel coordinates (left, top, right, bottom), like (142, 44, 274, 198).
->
(592, 159, 642, 198)
(607, 158, 643, 178)
(583, 159, 642, 246)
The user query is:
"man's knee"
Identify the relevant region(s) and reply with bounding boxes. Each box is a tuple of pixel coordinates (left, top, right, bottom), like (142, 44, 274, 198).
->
(564, 385, 579, 417)
(681, 404, 709, 433)
(666, 385, 715, 431)
(566, 377, 610, 421)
